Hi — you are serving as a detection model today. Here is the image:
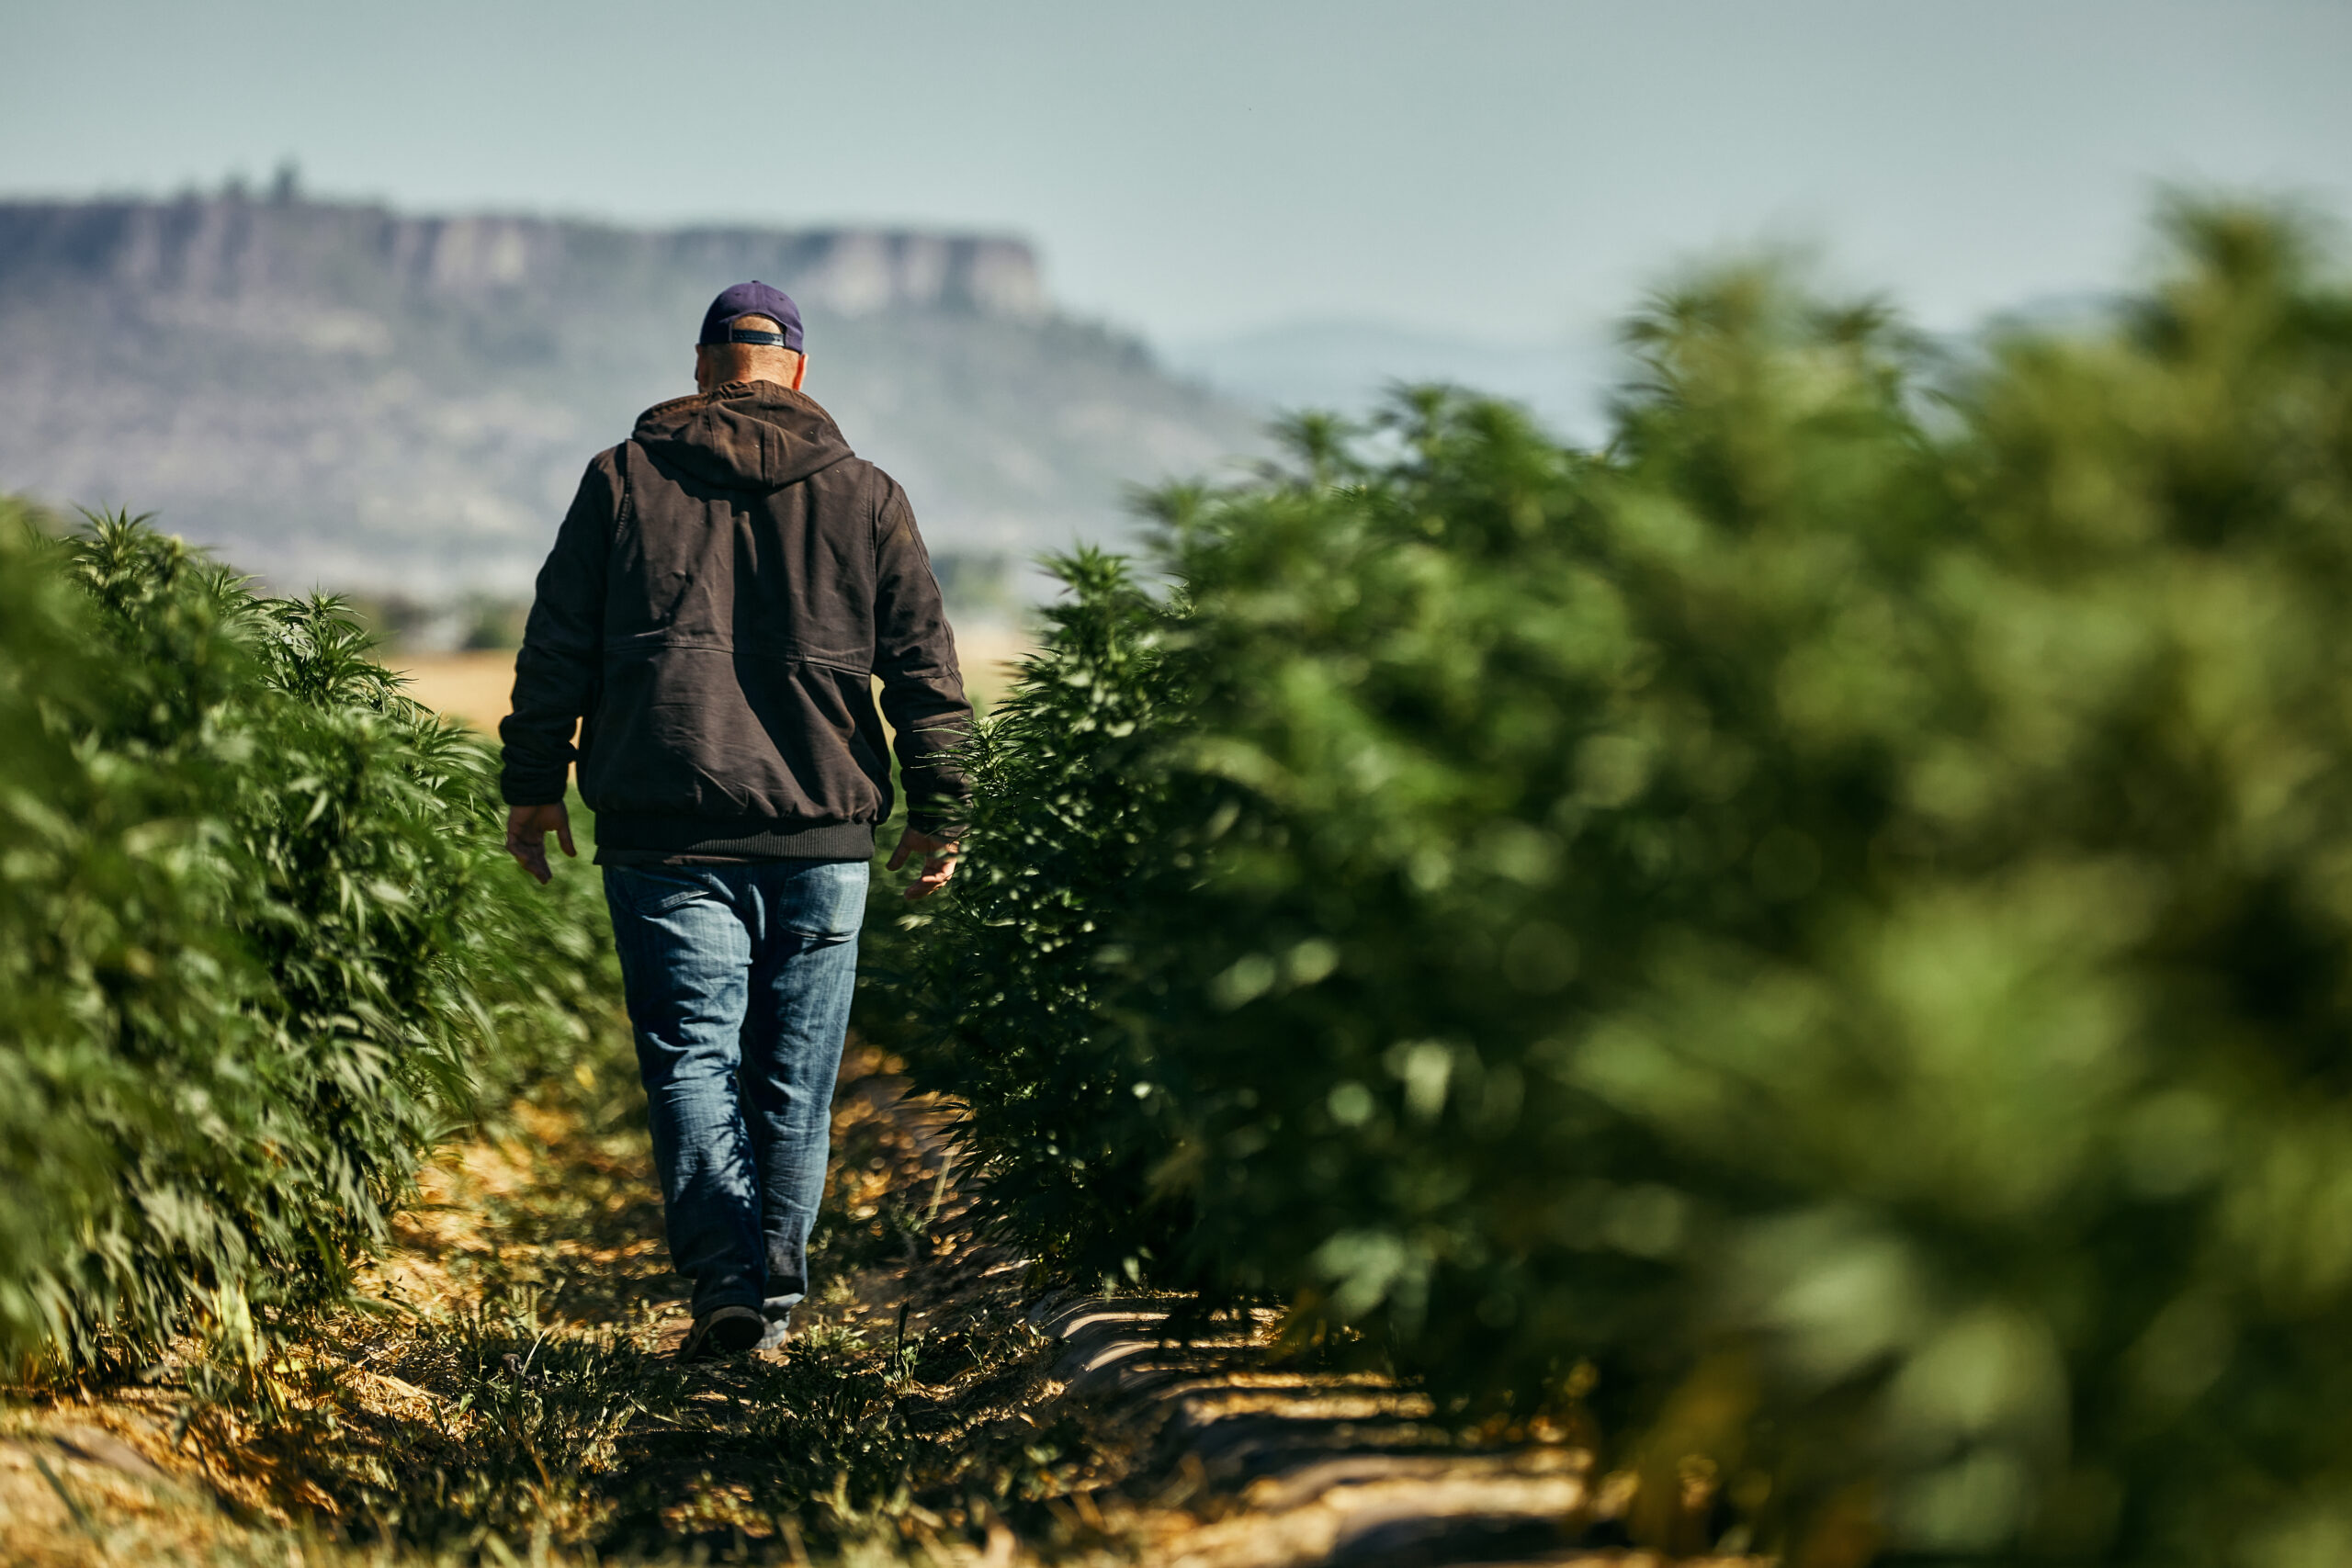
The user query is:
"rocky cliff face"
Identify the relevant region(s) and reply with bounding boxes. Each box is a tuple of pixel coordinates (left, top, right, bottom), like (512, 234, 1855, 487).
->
(0, 196, 1048, 316)
(0, 192, 1255, 594)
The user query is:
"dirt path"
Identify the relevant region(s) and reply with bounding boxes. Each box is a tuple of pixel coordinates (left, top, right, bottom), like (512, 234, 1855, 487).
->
(1, 1047, 1666, 1567)
(1030, 1299, 1644, 1568)
(1, 1046, 1068, 1563)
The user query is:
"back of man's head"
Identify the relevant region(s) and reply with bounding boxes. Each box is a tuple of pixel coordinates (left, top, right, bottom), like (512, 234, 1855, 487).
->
(695, 281, 808, 393)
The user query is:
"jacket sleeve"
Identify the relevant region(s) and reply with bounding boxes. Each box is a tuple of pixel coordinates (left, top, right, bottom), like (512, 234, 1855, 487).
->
(499, 452, 617, 807)
(872, 479, 974, 838)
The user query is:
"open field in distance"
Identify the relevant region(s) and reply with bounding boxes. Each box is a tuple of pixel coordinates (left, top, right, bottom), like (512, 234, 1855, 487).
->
(395, 620, 1034, 732)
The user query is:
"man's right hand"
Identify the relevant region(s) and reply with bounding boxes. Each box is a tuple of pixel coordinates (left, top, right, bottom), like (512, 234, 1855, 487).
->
(505, 802, 576, 885)
(888, 827, 961, 899)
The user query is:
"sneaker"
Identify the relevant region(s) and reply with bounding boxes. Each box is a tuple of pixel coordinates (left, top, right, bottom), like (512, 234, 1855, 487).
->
(678, 1304, 765, 1363)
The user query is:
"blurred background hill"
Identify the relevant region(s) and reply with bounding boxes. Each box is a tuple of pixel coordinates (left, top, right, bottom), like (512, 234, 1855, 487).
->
(0, 176, 1264, 617)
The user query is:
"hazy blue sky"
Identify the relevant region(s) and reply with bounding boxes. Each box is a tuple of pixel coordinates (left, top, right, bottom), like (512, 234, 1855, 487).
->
(7, 1, 2348, 346)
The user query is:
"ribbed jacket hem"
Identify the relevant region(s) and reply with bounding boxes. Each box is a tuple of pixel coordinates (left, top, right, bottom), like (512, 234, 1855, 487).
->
(592, 814, 875, 863)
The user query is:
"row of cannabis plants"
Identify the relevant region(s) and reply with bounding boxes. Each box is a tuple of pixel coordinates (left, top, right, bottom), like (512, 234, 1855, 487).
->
(0, 508, 619, 1371)
(866, 205, 2352, 1562)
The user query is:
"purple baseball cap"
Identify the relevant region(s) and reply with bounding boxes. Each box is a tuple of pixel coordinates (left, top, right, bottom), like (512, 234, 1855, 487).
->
(698, 280, 805, 352)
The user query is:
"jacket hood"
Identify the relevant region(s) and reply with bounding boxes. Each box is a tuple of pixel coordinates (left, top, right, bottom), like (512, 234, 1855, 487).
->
(631, 381, 854, 491)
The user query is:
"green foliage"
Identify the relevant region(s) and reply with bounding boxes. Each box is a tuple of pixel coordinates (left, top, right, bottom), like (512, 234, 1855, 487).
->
(902, 205, 2352, 1561)
(862, 547, 1202, 1281)
(0, 507, 619, 1369)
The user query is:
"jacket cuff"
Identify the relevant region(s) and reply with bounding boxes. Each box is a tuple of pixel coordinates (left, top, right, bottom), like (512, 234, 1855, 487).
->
(906, 809, 969, 841)
(501, 779, 569, 808)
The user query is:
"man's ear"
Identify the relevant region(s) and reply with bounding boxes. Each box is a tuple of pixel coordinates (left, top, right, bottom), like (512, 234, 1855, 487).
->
(790, 353, 808, 392)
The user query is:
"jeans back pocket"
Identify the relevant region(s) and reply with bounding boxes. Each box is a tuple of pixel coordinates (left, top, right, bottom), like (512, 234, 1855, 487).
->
(604, 865, 717, 919)
(774, 860, 870, 942)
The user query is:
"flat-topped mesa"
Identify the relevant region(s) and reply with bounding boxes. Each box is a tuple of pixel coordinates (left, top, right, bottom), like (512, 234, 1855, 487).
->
(0, 194, 1047, 319)
(0, 186, 1256, 597)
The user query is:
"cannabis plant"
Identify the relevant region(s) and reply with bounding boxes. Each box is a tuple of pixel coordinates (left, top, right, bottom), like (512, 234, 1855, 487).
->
(906, 205, 2352, 1562)
(0, 509, 620, 1367)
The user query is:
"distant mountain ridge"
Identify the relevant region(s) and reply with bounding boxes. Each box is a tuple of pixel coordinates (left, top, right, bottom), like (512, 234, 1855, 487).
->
(0, 188, 1261, 595)
(0, 194, 1049, 316)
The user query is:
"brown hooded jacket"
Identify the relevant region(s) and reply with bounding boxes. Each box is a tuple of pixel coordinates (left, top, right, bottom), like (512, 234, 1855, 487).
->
(499, 380, 971, 862)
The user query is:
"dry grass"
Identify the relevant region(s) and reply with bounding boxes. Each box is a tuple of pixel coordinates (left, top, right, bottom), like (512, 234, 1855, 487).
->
(391, 652, 521, 735)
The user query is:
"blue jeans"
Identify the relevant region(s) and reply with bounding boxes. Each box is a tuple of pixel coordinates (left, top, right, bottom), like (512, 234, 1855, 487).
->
(603, 859, 869, 1324)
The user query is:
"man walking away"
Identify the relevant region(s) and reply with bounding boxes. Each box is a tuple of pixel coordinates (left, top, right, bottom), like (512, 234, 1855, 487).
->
(499, 282, 971, 1360)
